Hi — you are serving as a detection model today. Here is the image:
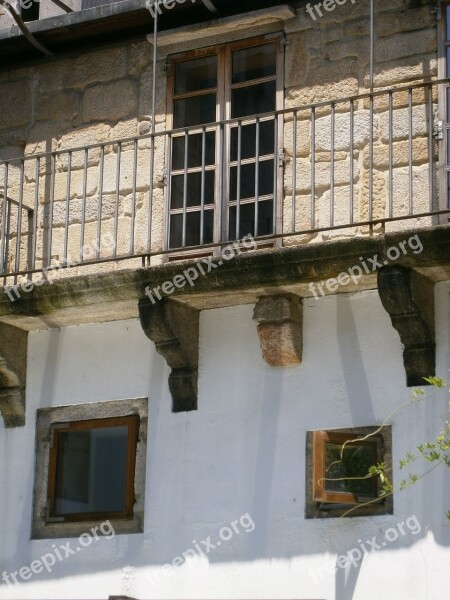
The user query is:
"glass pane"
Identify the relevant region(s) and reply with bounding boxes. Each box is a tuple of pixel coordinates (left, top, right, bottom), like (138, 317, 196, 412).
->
(171, 171, 215, 209)
(447, 88, 450, 123)
(257, 199, 274, 237)
(174, 55, 218, 94)
(447, 47, 450, 79)
(232, 44, 276, 84)
(231, 81, 276, 118)
(170, 213, 183, 248)
(174, 94, 216, 128)
(230, 159, 274, 201)
(54, 426, 128, 516)
(169, 210, 214, 248)
(186, 209, 214, 246)
(172, 132, 215, 170)
(324, 442, 375, 496)
(228, 199, 273, 240)
(447, 172, 450, 209)
(230, 121, 275, 162)
(447, 6, 450, 40)
(447, 130, 450, 166)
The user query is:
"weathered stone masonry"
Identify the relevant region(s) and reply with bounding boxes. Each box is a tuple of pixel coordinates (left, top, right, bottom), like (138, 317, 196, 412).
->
(0, 1, 439, 273)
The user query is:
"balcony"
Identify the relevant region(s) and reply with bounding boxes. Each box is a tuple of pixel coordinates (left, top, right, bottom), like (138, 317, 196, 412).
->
(1, 79, 449, 284)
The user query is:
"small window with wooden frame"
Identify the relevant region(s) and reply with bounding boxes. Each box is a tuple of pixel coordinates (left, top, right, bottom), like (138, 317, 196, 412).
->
(47, 416, 139, 523)
(306, 426, 393, 519)
(165, 33, 284, 257)
(32, 398, 147, 539)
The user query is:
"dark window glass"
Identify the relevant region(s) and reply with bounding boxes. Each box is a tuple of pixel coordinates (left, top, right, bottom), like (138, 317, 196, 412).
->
(169, 209, 214, 248)
(174, 56, 218, 94)
(172, 132, 216, 170)
(447, 130, 450, 166)
(230, 120, 275, 161)
(229, 199, 273, 240)
(231, 81, 277, 118)
(447, 87, 450, 123)
(447, 6, 450, 41)
(170, 171, 215, 209)
(324, 442, 375, 496)
(170, 213, 183, 248)
(174, 94, 217, 128)
(54, 426, 128, 516)
(447, 173, 450, 209)
(232, 44, 276, 84)
(230, 159, 274, 201)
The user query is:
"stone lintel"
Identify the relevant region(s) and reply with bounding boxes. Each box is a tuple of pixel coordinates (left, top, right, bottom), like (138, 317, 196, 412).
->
(138, 299, 199, 412)
(0, 323, 27, 427)
(378, 266, 435, 387)
(253, 294, 303, 367)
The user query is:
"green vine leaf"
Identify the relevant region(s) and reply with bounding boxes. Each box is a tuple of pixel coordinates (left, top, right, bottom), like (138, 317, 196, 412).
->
(423, 376, 446, 388)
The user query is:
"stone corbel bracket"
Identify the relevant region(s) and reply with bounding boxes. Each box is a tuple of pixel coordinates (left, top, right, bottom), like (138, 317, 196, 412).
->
(0, 323, 27, 428)
(378, 266, 435, 387)
(0, 358, 25, 428)
(138, 298, 199, 413)
(253, 293, 303, 366)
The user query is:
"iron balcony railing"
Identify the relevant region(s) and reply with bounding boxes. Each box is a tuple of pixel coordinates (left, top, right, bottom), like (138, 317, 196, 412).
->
(1, 79, 449, 283)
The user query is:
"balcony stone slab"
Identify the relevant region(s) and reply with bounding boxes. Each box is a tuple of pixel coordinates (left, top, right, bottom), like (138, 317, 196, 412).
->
(0, 226, 449, 332)
(0, 226, 448, 421)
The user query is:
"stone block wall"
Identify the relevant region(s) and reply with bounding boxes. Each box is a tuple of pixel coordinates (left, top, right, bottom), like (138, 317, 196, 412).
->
(0, 37, 162, 274)
(282, 0, 439, 244)
(0, 0, 440, 280)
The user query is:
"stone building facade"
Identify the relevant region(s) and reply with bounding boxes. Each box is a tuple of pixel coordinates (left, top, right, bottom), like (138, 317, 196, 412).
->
(0, 0, 444, 274)
(0, 1, 449, 599)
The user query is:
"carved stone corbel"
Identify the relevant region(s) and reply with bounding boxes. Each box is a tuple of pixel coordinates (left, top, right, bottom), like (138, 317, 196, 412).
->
(378, 266, 435, 387)
(0, 357, 25, 427)
(0, 323, 27, 428)
(253, 293, 303, 366)
(138, 298, 199, 412)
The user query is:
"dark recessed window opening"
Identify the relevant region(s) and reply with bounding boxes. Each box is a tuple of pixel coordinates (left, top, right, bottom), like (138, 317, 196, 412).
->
(313, 430, 379, 505)
(306, 426, 393, 519)
(47, 415, 139, 522)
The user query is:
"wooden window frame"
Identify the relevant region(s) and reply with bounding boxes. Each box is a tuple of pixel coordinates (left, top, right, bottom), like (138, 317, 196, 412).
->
(47, 415, 139, 523)
(165, 33, 285, 258)
(312, 430, 380, 506)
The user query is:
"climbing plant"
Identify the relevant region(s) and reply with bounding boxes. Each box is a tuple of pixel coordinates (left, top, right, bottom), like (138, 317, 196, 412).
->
(323, 374, 450, 520)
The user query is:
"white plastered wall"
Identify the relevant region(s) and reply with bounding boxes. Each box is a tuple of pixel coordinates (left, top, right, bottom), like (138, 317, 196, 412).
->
(0, 284, 449, 600)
